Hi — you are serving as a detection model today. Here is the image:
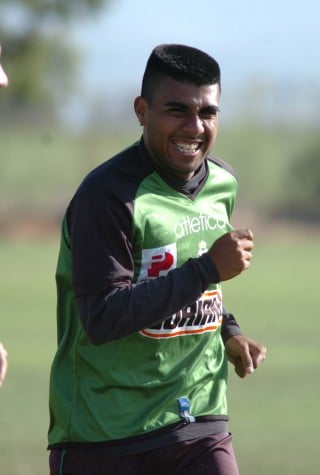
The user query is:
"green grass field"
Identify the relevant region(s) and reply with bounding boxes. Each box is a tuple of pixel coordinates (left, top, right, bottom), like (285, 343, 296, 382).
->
(0, 122, 318, 473)
(0, 235, 318, 474)
(224, 236, 320, 474)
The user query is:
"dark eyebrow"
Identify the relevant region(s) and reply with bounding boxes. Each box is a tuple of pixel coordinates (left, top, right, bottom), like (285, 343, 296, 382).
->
(164, 101, 220, 114)
(201, 105, 220, 114)
(164, 101, 188, 110)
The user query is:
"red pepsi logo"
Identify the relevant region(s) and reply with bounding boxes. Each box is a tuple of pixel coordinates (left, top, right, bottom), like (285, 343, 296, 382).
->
(147, 252, 174, 277)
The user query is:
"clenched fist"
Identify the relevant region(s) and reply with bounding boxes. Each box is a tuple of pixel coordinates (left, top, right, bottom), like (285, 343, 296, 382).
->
(208, 229, 254, 282)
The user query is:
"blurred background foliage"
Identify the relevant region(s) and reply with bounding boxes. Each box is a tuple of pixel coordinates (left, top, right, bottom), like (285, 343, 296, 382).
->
(0, 0, 109, 123)
(0, 0, 319, 232)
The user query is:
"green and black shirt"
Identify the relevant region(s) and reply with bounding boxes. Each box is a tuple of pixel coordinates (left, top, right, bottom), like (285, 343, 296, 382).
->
(48, 138, 241, 454)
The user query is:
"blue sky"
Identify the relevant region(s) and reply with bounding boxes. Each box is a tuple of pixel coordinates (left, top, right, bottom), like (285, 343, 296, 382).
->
(74, 0, 319, 88)
(67, 0, 319, 124)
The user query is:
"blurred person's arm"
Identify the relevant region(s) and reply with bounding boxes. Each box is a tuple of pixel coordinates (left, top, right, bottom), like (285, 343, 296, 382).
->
(0, 44, 9, 88)
(0, 342, 8, 386)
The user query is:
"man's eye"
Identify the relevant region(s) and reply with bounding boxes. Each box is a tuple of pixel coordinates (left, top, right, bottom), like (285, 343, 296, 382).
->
(201, 108, 219, 119)
(168, 108, 185, 116)
(201, 113, 216, 120)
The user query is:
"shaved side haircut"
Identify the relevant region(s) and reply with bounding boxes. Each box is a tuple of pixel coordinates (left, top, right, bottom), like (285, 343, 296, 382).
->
(141, 44, 221, 103)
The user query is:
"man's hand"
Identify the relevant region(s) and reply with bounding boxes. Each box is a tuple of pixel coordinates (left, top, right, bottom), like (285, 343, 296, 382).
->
(225, 334, 267, 378)
(208, 229, 254, 282)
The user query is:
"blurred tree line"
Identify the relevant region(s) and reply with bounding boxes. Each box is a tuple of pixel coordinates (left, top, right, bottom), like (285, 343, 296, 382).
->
(0, 0, 111, 123)
(277, 136, 320, 222)
(0, 0, 319, 226)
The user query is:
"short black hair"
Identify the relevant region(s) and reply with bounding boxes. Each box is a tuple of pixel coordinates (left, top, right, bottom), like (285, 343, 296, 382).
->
(141, 44, 221, 102)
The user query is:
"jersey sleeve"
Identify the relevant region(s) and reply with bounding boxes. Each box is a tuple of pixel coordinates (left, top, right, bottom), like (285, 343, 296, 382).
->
(69, 184, 134, 296)
(221, 307, 242, 343)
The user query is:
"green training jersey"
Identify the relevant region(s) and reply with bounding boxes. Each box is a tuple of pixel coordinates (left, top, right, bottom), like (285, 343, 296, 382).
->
(48, 139, 238, 447)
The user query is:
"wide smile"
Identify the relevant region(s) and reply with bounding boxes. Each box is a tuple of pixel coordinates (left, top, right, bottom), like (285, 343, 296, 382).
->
(171, 139, 203, 154)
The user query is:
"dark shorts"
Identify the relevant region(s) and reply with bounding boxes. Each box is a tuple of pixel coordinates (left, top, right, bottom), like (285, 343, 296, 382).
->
(49, 432, 239, 475)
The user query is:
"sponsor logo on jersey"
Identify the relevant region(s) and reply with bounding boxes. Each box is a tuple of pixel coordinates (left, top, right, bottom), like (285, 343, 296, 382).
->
(174, 213, 228, 239)
(140, 289, 223, 339)
(138, 243, 177, 280)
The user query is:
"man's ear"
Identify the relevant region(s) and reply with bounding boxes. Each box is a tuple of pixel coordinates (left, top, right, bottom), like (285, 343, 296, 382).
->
(134, 96, 148, 126)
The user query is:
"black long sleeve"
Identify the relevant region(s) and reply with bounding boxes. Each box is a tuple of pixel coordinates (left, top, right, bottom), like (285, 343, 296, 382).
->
(76, 253, 221, 344)
(221, 307, 242, 343)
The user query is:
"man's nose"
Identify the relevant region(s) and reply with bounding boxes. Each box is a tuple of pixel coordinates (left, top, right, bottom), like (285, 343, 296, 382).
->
(181, 114, 204, 135)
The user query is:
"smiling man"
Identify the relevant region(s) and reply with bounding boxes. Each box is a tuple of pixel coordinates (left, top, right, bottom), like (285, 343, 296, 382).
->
(48, 44, 266, 475)
(135, 78, 220, 180)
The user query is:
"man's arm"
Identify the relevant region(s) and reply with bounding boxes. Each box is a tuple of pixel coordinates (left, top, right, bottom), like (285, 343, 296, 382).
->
(0, 342, 8, 387)
(76, 253, 219, 344)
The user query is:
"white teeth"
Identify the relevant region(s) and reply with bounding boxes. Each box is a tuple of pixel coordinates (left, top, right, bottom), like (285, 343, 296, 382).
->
(174, 141, 199, 153)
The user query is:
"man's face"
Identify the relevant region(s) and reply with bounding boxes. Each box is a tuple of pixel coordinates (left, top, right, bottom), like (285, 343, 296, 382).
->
(134, 76, 220, 180)
(0, 46, 9, 88)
